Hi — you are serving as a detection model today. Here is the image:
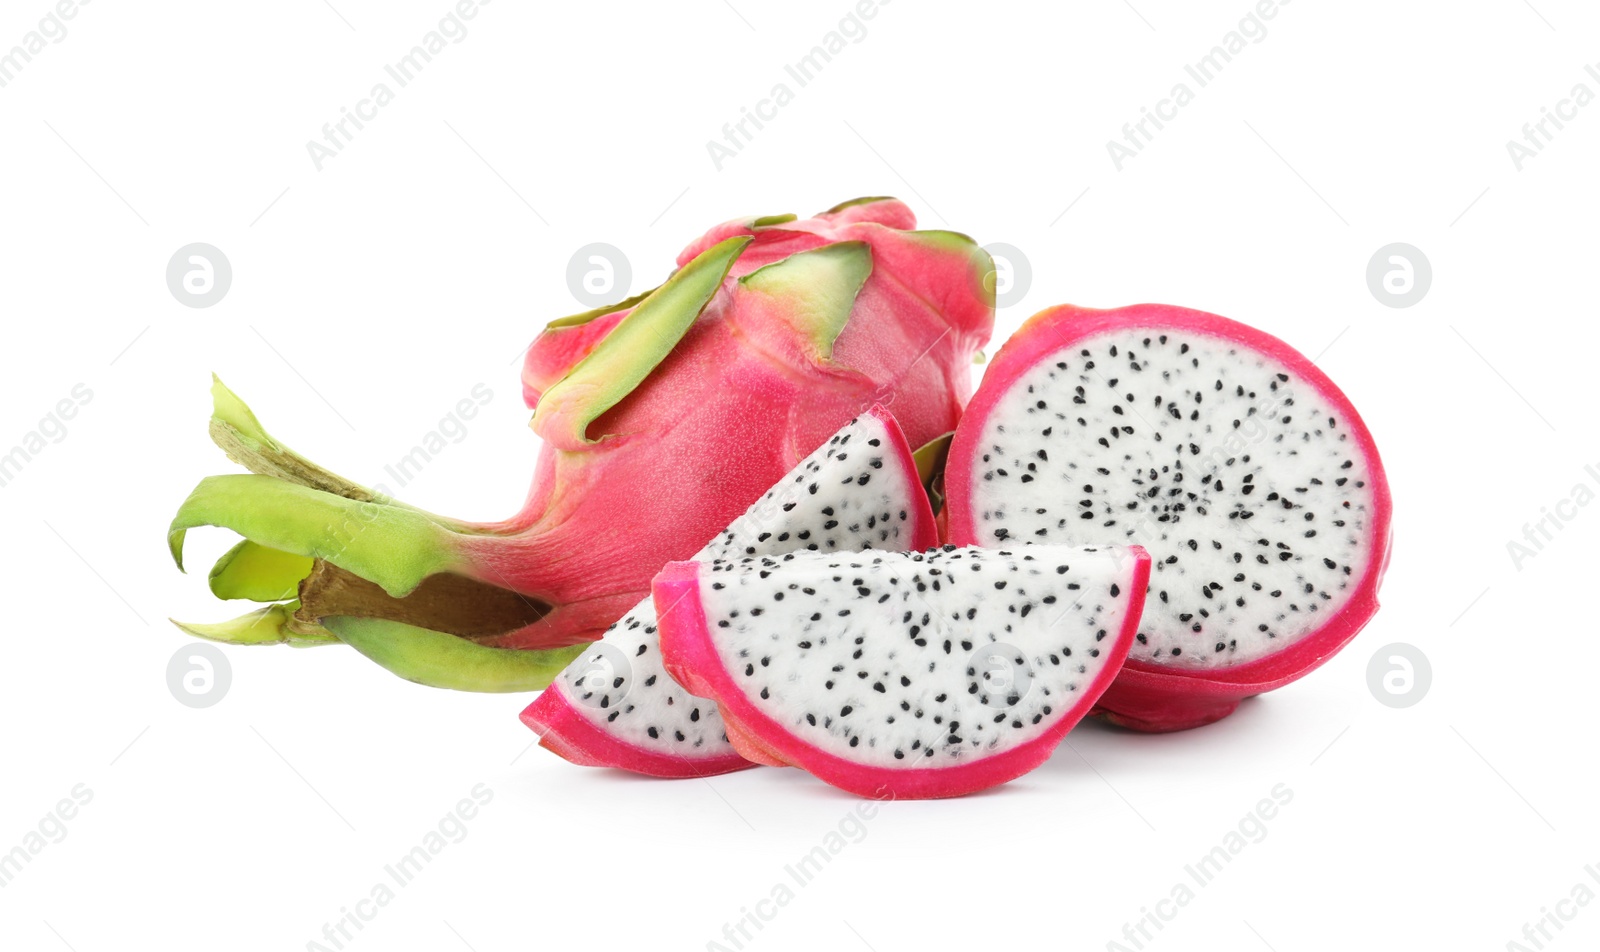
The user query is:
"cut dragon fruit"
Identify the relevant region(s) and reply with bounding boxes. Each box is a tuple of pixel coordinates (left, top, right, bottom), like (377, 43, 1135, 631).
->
(654, 545, 1151, 799)
(167, 198, 992, 691)
(521, 407, 939, 778)
(945, 304, 1393, 731)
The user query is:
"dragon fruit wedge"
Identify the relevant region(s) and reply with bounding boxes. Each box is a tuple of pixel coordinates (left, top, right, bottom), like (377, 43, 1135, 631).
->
(944, 304, 1393, 732)
(521, 406, 939, 777)
(654, 545, 1151, 799)
(168, 198, 993, 692)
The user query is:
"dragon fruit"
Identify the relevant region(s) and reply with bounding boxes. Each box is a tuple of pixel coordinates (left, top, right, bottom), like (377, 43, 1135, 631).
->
(521, 407, 939, 777)
(944, 304, 1393, 731)
(653, 545, 1151, 799)
(167, 198, 993, 690)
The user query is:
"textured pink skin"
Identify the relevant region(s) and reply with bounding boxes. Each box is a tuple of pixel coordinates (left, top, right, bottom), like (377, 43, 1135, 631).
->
(945, 304, 1394, 732)
(443, 200, 990, 652)
(518, 404, 941, 777)
(654, 549, 1152, 799)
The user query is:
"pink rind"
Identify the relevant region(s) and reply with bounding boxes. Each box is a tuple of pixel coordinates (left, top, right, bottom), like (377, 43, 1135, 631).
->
(945, 304, 1394, 729)
(654, 548, 1152, 799)
(719, 712, 790, 768)
(520, 689, 754, 779)
(861, 403, 943, 553)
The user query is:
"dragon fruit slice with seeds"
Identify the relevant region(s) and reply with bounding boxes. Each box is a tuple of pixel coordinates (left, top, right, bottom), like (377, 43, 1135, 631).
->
(167, 198, 993, 691)
(654, 545, 1150, 799)
(945, 304, 1393, 731)
(522, 406, 938, 777)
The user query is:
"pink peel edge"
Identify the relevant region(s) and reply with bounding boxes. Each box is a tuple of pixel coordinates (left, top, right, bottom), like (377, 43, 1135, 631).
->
(861, 403, 943, 553)
(520, 689, 754, 779)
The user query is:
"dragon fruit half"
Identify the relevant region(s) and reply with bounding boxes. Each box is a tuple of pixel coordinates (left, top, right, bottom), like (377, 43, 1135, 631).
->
(167, 198, 994, 691)
(944, 304, 1392, 731)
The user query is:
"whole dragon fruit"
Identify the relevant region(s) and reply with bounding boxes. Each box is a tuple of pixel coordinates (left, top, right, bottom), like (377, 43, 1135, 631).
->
(168, 198, 994, 690)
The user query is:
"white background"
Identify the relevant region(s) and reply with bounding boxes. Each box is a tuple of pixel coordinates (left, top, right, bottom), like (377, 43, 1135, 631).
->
(1, 1, 1594, 949)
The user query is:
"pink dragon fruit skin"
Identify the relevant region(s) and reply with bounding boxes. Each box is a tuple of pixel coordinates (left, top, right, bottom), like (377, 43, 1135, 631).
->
(168, 198, 994, 691)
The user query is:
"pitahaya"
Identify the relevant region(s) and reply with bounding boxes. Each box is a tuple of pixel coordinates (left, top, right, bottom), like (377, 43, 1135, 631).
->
(521, 407, 939, 777)
(653, 544, 1150, 799)
(944, 304, 1393, 732)
(168, 198, 994, 690)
